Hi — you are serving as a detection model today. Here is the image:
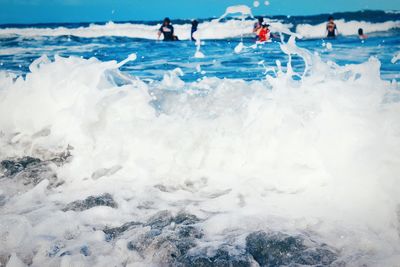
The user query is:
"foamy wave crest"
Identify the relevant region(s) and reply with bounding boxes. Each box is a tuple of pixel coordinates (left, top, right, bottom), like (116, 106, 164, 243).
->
(0, 19, 291, 40)
(0, 39, 400, 266)
(2, 19, 398, 40)
(296, 19, 400, 38)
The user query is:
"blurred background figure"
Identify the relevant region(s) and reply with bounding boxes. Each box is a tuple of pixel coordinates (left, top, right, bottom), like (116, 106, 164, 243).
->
(191, 20, 199, 41)
(326, 16, 338, 38)
(158, 17, 178, 41)
(358, 28, 368, 39)
(253, 17, 264, 36)
(258, 23, 271, 42)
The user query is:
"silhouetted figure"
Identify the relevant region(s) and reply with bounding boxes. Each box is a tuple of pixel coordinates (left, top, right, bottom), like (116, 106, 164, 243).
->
(358, 28, 368, 39)
(253, 17, 264, 35)
(158, 17, 177, 41)
(191, 20, 199, 41)
(326, 16, 338, 38)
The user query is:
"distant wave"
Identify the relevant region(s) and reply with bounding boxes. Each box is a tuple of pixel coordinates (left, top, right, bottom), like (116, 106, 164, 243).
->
(0, 19, 398, 40)
(0, 20, 292, 40)
(0, 10, 399, 40)
(296, 19, 400, 39)
(385, 10, 400, 14)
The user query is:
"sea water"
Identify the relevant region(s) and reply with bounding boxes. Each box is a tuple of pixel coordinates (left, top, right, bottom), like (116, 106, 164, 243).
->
(0, 10, 400, 267)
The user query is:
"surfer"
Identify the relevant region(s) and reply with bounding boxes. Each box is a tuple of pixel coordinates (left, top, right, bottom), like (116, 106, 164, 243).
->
(358, 28, 368, 39)
(326, 16, 338, 38)
(191, 20, 199, 41)
(157, 17, 178, 41)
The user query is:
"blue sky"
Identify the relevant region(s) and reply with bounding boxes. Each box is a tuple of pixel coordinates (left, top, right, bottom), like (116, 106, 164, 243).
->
(0, 0, 399, 24)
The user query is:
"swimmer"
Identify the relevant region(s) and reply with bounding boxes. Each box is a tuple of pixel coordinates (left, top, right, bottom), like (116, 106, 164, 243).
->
(191, 20, 199, 41)
(157, 17, 178, 41)
(258, 23, 271, 42)
(326, 16, 338, 38)
(358, 28, 368, 40)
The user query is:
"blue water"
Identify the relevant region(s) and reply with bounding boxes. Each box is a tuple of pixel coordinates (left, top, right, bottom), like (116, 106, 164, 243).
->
(1, 10, 400, 267)
(0, 10, 399, 81)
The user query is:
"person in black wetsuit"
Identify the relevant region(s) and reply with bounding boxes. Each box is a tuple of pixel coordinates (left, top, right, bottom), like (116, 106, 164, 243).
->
(158, 17, 177, 41)
(326, 16, 338, 38)
(191, 20, 199, 41)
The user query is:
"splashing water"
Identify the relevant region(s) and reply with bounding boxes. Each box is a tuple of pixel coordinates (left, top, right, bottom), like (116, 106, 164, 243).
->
(217, 5, 254, 21)
(392, 52, 400, 64)
(0, 10, 400, 267)
(196, 5, 254, 56)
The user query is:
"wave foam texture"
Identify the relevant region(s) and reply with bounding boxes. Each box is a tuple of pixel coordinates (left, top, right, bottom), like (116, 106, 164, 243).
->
(0, 48, 400, 265)
(296, 19, 400, 38)
(0, 18, 290, 40)
(1, 19, 399, 40)
(0, 20, 290, 40)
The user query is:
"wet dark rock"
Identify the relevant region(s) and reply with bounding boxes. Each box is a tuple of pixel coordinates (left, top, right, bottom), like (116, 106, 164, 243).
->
(146, 210, 174, 229)
(296, 247, 338, 265)
(174, 237, 196, 257)
(0, 156, 60, 187)
(176, 225, 203, 239)
(183, 248, 253, 267)
(183, 255, 213, 267)
(107, 212, 201, 242)
(1, 156, 41, 176)
(123, 211, 204, 264)
(80, 246, 91, 257)
(49, 149, 72, 167)
(245, 231, 337, 266)
(246, 231, 304, 266)
(103, 221, 141, 241)
(216, 255, 253, 267)
(174, 212, 200, 225)
(151, 239, 182, 264)
(62, 193, 118, 212)
(113, 211, 338, 266)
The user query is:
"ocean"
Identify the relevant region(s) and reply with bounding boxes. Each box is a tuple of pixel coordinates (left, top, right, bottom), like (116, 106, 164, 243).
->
(0, 9, 400, 267)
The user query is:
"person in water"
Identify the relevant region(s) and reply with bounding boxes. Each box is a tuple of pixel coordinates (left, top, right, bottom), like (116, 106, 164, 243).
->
(358, 28, 368, 39)
(326, 16, 338, 38)
(191, 20, 199, 41)
(258, 23, 270, 42)
(253, 17, 264, 35)
(158, 17, 178, 41)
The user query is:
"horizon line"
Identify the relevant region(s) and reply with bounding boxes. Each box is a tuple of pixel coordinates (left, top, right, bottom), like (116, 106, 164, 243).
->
(0, 9, 398, 27)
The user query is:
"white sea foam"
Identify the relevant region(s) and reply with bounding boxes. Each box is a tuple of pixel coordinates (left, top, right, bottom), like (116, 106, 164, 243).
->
(0, 19, 291, 40)
(296, 19, 400, 38)
(217, 5, 253, 21)
(0, 18, 398, 40)
(0, 36, 400, 266)
(385, 10, 400, 14)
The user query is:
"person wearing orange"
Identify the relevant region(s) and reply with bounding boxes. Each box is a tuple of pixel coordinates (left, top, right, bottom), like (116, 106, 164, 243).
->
(258, 23, 270, 42)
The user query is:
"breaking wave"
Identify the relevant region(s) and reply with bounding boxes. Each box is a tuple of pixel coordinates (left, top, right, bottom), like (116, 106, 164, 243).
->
(0, 35, 400, 266)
